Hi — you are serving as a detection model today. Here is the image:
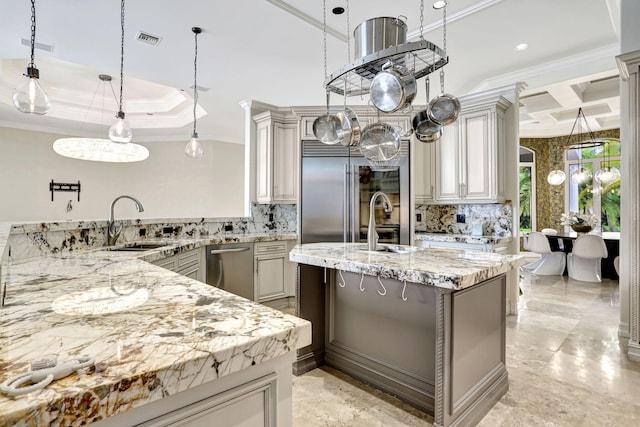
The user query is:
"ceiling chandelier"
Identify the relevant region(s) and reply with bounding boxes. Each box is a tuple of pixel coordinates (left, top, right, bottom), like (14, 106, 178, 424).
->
(13, 0, 50, 115)
(568, 108, 594, 185)
(52, 75, 149, 163)
(108, 0, 133, 143)
(184, 26, 204, 159)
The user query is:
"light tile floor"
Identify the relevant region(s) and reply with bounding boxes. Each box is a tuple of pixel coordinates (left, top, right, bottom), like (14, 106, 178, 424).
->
(292, 273, 640, 426)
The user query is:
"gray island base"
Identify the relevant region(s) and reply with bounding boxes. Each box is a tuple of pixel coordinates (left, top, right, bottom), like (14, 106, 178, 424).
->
(290, 243, 519, 427)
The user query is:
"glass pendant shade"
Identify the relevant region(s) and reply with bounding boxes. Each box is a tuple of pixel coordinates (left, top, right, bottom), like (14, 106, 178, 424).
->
(53, 138, 149, 162)
(13, 68, 50, 115)
(184, 133, 204, 158)
(571, 167, 592, 184)
(547, 170, 566, 186)
(108, 112, 133, 143)
(594, 166, 620, 184)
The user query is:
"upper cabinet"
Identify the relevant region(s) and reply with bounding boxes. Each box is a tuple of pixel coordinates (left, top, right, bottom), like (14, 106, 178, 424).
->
(254, 111, 298, 204)
(425, 91, 512, 204)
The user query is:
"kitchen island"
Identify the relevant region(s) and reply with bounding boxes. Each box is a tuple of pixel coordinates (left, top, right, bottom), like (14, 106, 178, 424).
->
(0, 248, 310, 426)
(290, 242, 522, 427)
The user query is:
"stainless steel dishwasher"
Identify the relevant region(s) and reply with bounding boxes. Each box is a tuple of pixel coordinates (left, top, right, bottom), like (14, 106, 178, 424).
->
(206, 243, 254, 300)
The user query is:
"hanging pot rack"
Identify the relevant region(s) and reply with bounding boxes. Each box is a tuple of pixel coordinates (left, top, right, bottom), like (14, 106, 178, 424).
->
(323, 39, 448, 97)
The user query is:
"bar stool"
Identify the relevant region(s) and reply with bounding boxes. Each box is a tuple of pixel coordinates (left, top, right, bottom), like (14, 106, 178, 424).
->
(521, 231, 566, 275)
(567, 234, 608, 282)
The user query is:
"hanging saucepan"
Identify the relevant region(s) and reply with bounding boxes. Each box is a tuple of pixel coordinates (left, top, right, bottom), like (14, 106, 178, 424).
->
(335, 108, 361, 146)
(359, 122, 401, 163)
(412, 77, 442, 143)
(370, 61, 417, 114)
(313, 91, 342, 145)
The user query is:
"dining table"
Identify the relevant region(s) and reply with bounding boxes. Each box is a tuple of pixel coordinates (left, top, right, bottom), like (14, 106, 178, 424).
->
(545, 231, 620, 279)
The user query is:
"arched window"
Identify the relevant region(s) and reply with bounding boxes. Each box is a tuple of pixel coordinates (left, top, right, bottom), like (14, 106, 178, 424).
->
(519, 147, 536, 232)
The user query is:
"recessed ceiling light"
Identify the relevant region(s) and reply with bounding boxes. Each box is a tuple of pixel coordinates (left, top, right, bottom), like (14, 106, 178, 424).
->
(515, 43, 529, 51)
(433, 1, 447, 9)
(332, 7, 345, 15)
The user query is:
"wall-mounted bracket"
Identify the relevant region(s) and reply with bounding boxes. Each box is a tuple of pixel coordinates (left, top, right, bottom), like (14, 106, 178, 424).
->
(50, 180, 81, 202)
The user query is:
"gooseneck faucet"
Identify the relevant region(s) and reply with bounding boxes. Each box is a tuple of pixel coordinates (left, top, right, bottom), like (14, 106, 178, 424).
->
(107, 195, 144, 246)
(368, 191, 393, 251)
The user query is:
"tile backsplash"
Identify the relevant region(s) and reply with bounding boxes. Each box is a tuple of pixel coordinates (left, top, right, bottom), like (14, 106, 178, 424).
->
(415, 203, 512, 237)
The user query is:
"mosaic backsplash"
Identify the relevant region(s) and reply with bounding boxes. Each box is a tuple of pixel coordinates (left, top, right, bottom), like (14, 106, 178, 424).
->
(415, 203, 512, 237)
(6, 203, 297, 261)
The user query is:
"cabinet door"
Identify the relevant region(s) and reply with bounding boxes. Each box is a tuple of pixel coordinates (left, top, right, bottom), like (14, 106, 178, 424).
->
(461, 111, 492, 201)
(255, 255, 287, 302)
(255, 119, 272, 203)
(434, 123, 461, 202)
(272, 122, 298, 203)
(414, 139, 435, 202)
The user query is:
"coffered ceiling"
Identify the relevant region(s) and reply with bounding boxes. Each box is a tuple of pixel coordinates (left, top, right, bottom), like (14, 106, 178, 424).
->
(0, 0, 621, 143)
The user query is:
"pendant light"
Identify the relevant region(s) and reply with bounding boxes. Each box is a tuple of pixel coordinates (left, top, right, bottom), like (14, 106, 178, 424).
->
(568, 108, 593, 185)
(108, 0, 133, 143)
(53, 75, 149, 163)
(547, 137, 566, 186)
(13, 0, 50, 115)
(185, 26, 204, 158)
(594, 140, 621, 184)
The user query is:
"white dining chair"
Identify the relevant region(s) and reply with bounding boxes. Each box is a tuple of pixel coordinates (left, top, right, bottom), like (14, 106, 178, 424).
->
(567, 235, 608, 282)
(521, 231, 566, 275)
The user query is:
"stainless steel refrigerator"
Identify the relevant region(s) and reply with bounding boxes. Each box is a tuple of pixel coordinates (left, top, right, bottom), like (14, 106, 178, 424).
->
(300, 140, 411, 245)
(295, 139, 411, 374)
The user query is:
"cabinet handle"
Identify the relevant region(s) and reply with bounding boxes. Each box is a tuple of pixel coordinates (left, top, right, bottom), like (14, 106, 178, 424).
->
(209, 247, 251, 255)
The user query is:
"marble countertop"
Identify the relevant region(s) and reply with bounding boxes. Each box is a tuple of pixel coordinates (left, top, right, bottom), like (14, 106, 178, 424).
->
(414, 232, 512, 245)
(0, 245, 310, 425)
(290, 242, 522, 291)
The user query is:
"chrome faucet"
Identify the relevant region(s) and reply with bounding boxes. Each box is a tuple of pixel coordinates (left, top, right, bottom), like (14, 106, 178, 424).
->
(368, 191, 393, 251)
(107, 195, 144, 246)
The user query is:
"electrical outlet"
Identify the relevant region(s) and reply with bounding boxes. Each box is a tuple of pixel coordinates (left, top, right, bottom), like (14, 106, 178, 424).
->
(224, 224, 233, 231)
(416, 213, 422, 222)
(162, 226, 174, 234)
(268, 213, 274, 222)
(456, 214, 466, 223)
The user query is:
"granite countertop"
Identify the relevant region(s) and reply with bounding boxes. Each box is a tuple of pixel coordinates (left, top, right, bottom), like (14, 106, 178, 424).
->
(0, 243, 310, 425)
(414, 232, 512, 245)
(290, 242, 522, 291)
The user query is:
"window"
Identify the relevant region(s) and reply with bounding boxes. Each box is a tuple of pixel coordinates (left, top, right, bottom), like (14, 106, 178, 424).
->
(565, 139, 621, 231)
(519, 147, 536, 232)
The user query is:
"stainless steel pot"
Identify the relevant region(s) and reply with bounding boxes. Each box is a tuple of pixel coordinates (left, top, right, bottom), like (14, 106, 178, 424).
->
(359, 122, 401, 162)
(428, 93, 460, 125)
(335, 108, 361, 146)
(313, 91, 342, 144)
(412, 78, 442, 143)
(353, 16, 407, 59)
(370, 62, 416, 113)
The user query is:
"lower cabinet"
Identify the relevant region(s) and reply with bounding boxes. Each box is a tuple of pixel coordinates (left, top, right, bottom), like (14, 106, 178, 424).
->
(254, 241, 294, 302)
(152, 248, 204, 282)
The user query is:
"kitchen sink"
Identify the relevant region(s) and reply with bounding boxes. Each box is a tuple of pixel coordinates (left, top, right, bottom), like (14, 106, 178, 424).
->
(107, 243, 170, 252)
(359, 244, 423, 254)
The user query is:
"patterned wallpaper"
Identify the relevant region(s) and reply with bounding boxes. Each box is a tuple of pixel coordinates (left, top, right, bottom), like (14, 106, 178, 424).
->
(520, 129, 620, 231)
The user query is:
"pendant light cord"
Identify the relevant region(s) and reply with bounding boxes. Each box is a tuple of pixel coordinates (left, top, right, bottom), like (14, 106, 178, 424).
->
(193, 28, 199, 136)
(29, 0, 36, 66)
(118, 0, 125, 113)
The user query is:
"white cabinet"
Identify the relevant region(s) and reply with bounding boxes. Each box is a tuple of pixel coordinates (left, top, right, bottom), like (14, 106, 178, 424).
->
(254, 240, 295, 302)
(430, 93, 511, 204)
(152, 248, 204, 282)
(254, 111, 298, 204)
(413, 139, 436, 203)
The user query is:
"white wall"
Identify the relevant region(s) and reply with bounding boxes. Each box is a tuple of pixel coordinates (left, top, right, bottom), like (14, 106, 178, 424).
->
(0, 127, 245, 221)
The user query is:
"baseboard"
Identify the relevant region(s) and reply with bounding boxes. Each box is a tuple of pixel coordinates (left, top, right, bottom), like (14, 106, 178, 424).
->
(618, 321, 630, 338)
(628, 341, 640, 362)
(293, 350, 324, 376)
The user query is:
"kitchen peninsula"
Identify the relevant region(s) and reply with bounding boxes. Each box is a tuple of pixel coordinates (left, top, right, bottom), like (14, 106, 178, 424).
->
(290, 242, 522, 427)
(0, 220, 310, 426)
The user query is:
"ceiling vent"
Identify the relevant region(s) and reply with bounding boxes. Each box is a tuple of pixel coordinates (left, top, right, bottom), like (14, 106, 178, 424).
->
(21, 38, 54, 53)
(135, 31, 162, 46)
